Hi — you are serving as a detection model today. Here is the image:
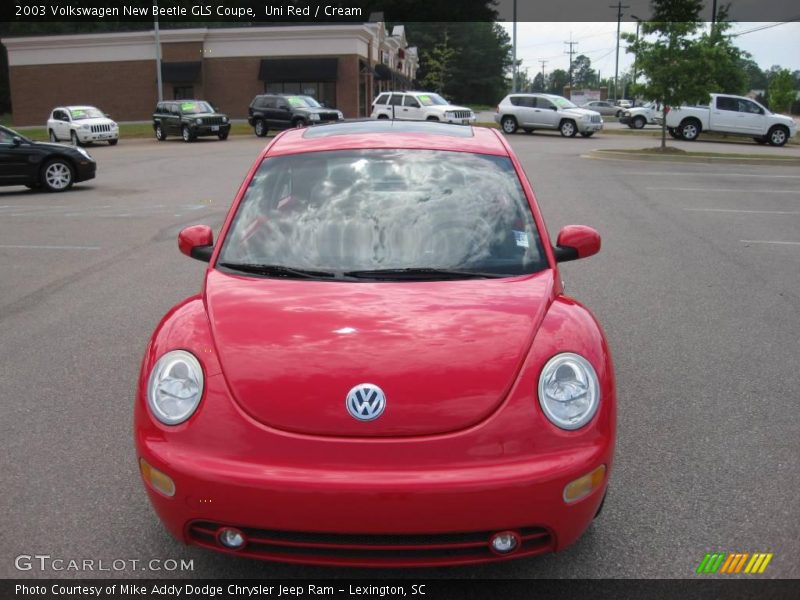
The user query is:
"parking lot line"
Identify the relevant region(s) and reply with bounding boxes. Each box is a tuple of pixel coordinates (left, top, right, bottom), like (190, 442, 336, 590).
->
(685, 208, 800, 215)
(740, 240, 800, 246)
(627, 172, 800, 179)
(0, 244, 100, 250)
(647, 187, 800, 194)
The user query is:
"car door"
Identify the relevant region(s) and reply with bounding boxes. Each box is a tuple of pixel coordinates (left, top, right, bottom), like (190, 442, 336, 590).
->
(386, 94, 404, 119)
(399, 95, 424, 120)
(533, 97, 559, 129)
(0, 129, 37, 184)
(712, 96, 744, 133)
(736, 98, 766, 135)
(54, 109, 71, 139)
(272, 97, 293, 128)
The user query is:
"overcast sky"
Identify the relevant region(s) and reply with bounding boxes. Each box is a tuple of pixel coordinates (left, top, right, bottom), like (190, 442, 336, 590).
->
(498, 22, 800, 85)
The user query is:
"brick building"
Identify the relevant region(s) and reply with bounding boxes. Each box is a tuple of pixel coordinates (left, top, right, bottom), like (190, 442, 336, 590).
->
(2, 23, 418, 126)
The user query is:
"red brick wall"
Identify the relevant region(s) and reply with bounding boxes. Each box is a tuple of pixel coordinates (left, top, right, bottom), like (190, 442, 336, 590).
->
(10, 61, 157, 126)
(161, 42, 202, 62)
(202, 57, 263, 118)
(336, 55, 360, 119)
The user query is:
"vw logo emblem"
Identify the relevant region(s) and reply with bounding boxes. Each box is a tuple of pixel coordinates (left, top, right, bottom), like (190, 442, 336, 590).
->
(346, 383, 386, 421)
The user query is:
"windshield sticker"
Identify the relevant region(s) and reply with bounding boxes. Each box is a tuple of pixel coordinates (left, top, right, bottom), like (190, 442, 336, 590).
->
(180, 102, 197, 112)
(287, 97, 304, 107)
(513, 230, 529, 248)
(70, 109, 86, 118)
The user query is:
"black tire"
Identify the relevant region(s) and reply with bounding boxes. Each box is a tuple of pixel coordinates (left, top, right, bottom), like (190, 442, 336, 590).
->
(182, 125, 195, 143)
(426, 116, 440, 121)
(523, 128, 534, 134)
(559, 119, 578, 137)
(767, 125, 789, 147)
(377, 114, 390, 120)
(679, 119, 701, 141)
(41, 159, 74, 192)
(501, 116, 518, 134)
(753, 136, 769, 145)
(580, 131, 594, 138)
(253, 119, 268, 137)
(594, 490, 607, 519)
(218, 131, 229, 141)
(49, 129, 58, 143)
(155, 124, 167, 141)
(292, 118, 307, 129)
(668, 127, 682, 139)
(108, 139, 118, 146)
(70, 130, 81, 146)
(615, 110, 623, 118)
(632, 116, 646, 129)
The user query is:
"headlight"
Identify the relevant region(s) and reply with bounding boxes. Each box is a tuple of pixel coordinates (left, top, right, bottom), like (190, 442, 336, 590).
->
(111, 122, 118, 128)
(147, 350, 204, 425)
(75, 147, 92, 160)
(538, 353, 599, 430)
(221, 116, 228, 123)
(309, 113, 320, 121)
(336, 111, 344, 119)
(195, 118, 202, 125)
(624, 111, 631, 117)
(80, 124, 90, 129)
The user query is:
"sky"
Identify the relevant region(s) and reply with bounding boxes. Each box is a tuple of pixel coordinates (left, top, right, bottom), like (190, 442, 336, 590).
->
(498, 22, 800, 86)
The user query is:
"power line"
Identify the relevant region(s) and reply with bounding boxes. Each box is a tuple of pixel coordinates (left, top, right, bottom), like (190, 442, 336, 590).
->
(732, 19, 800, 37)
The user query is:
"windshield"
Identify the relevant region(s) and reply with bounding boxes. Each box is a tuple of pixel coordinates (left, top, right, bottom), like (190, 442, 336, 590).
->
(218, 149, 546, 279)
(179, 101, 214, 114)
(415, 93, 449, 106)
(69, 107, 105, 120)
(299, 96, 321, 107)
(551, 97, 577, 109)
(285, 96, 315, 108)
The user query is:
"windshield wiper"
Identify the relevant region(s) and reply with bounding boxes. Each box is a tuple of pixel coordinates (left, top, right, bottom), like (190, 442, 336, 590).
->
(218, 262, 336, 279)
(343, 267, 509, 280)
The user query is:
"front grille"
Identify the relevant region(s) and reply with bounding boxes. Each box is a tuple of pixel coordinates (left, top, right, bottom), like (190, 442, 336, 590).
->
(448, 111, 473, 119)
(202, 116, 225, 125)
(591, 115, 601, 123)
(91, 124, 111, 133)
(319, 112, 340, 122)
(187, 520, 552, 566)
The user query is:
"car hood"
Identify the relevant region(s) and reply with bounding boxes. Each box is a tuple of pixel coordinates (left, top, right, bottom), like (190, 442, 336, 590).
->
(562, 107, 599, 118)
(31, 141, 85, 153)
(298, 107, 340, 115)
(429, 104, 472, 113)
(205, 268, 554, 437)
(71, 117, 116, 126)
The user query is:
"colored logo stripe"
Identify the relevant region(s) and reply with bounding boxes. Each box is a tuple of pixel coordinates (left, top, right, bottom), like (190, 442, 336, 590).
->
(697, 552, 773, 574)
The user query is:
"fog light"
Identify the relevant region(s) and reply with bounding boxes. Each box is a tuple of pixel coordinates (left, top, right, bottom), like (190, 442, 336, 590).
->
(218, 527, 247, 550)
(563, 464, 606, 503)
(490, 531, 520, 554)
(139, 458, 175, 497)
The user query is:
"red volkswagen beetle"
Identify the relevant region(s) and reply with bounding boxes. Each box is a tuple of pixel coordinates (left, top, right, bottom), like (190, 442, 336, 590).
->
(135, 120, 615, 567)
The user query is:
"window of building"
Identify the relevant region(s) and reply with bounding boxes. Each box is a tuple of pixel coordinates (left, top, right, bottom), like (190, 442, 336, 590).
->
(174, 86, 194, 100)
(264, 82, 337, 108)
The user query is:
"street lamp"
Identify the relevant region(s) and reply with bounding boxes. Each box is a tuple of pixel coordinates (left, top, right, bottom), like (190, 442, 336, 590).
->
(631, 14, 644, 104)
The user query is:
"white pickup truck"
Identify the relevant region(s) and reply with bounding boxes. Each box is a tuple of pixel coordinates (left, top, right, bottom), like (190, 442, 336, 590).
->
(665, 93, 796, 146)
(620, 101, 662, 129)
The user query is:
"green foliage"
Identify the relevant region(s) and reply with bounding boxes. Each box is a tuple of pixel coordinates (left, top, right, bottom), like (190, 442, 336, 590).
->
(547, 69, 569, 95)
(768, 69, 796, 113)
(420, 31, 456, 94)
(572, 55, 596, 88)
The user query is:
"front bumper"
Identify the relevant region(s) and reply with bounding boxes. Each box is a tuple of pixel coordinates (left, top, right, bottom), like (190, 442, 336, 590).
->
(619, 115, 632, 125)
(578, 121, 604, 133)
(74, 160, 96, 183)
(444, 115, 477, 125)
(191, 123, 231, 137)
(76, 130, 119, 143)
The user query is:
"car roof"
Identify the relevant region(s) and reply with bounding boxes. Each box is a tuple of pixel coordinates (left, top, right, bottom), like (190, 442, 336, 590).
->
(62, 105, 99, 110)
(266, 120, 509, 157)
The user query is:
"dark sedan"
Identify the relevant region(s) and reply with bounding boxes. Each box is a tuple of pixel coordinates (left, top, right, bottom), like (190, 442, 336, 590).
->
(0, 125, 96, 192)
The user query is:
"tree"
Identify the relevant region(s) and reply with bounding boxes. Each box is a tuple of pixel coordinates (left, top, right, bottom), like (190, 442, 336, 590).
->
(572, 55, 596, 89)
(623, 0, 712, 149)
(696, 6, 747, 95)
(547, 69, 569, 95)
(420, 31, 456, 94)
(532, 72, 545, 93)
(768, 69, 796, 113)
(739, 55, 768, 91)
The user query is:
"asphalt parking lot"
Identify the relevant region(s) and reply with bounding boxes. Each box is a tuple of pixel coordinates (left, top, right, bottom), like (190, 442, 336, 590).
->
(1, 130, 798, 580)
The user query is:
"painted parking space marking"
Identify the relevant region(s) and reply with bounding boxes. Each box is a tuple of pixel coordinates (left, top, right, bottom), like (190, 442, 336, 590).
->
(0, 244, 100, 250)
(628, 171, 800, 179)
(740, 240, 800, 246)
(685, 208, 800, 215)
(647, 187, 800, 194)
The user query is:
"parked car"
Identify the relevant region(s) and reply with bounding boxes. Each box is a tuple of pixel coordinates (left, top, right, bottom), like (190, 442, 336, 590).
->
(580, 100, 624, 117)
(495, 93, 603, 137)
(370, 91, 476, 125)
(665, 93, 796, 146)
(135, 119, 615, 567)
(47, 105, 119, 146)
(619, 101, 663, 129)
(248, 94, 343, 137)
(615, 99, 633, 109)
(0, 125, 96, 192)
(152, 100, 230, 142)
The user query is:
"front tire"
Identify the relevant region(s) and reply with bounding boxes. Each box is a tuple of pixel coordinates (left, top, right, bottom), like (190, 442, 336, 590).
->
(292, 119, 307, 129)
(155, 124, 167, 141)
(49, 129, 58, 142)
(580, 131, 594, 138)
(668, 127, 682, 139)
(70, 130, 81, 146)
(753, 136, 769, 145)
(615, 110, 623, 118)
(501, 116, 518, 134)
(377, 114, 390, 120)
(182, 125, 195, 143)
(426, 116, 440, 121)
(254, 119, 268, 137)
(679, 119, 701, 141)
(559, 119, 577, 137)
(523, 128, 534, 134)
(41, 159, 74, 192)
(767, 126, 789, 147)
(632, 116, 646, 129)
(218, 131, 229, 141)
(108, 139, 118, 146)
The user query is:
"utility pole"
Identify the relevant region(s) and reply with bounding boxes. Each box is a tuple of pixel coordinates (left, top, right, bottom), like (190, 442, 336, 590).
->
(512, 0, 518, 92)
(154, 0, 163, 102)
(631, 15, 643, 92)
(610, 1, 629, 103)
(539, 59, 547, 92)
(564, 34, 578, 95)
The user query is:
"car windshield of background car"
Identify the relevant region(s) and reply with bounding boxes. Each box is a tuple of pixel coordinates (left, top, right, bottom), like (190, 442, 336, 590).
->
(416, 94, 448, 106)
(286, 96, 314, 108)
(551, 97, 578, 109)
(299, 96, 321, 107)
(218, 149, 546, 278)
(69, 107, 104, 120)
(180, 101, 214, 114)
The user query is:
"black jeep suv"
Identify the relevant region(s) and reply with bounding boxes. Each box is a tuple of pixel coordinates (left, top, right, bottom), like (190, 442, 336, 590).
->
(247, 94, 343, 137)
(152, 100, 231, 142)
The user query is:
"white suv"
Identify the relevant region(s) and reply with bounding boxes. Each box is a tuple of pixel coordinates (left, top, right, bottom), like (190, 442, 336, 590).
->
(495, 94, 603, 137)
(47, 106, 119, 146)
(370, 91, 476, 125)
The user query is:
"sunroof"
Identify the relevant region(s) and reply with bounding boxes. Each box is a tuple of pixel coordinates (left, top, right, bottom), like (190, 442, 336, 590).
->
(302, 119, 474, 138)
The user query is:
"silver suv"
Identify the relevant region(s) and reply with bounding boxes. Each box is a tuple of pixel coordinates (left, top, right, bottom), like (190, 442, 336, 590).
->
(495, 94, 603, 137)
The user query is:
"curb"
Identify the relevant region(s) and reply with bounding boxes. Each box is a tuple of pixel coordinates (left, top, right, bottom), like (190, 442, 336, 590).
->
(585, 149, 800, 167)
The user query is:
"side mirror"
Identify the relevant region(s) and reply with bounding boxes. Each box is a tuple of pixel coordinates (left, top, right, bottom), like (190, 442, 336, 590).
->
(553, 225, 601, 262)
(278, 104, 289, 111)
(178, 225, 214, 262)
(11, 136, 22, 147)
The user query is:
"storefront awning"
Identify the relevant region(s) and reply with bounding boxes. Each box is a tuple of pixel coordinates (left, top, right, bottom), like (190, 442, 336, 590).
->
(259, 58, 338, 82)
(161, 62, 201, 83)
(374, 63, 392, 81)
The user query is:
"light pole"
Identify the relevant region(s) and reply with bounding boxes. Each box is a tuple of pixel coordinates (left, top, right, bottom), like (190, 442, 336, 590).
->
(631, 15, 643, 102)
(512, 0, 517, 92)
(154, 0, 163, 102)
